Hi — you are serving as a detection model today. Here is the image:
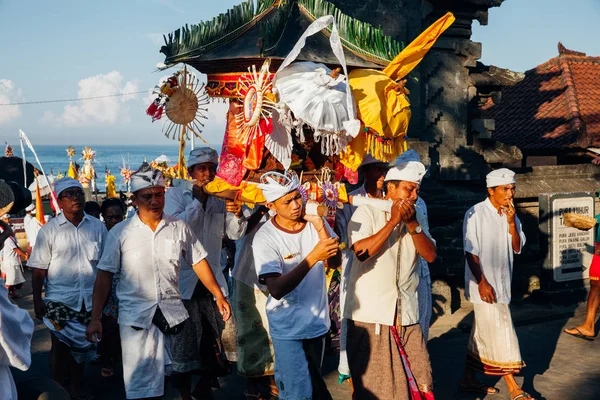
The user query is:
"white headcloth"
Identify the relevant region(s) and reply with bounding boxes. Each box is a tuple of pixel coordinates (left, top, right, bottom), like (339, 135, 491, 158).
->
(486, 168, 516, 188)
(54, 178, 83, 197)
(258, 171, 300, 203)
(25, 203, 35, 212)
(384, 161, 426, 185)
(188, 147, 219, 168)
(130, 164, 166, 193)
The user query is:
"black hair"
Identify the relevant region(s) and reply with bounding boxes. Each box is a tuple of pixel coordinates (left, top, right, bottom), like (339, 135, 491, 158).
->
(84, 201, 101, 216)
(386, 180, 401, 188)
(101, 198, 126, 216)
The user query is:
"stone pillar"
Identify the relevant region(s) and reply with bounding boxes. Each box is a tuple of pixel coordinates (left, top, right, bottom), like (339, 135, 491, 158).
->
(331, 0, 504, 180)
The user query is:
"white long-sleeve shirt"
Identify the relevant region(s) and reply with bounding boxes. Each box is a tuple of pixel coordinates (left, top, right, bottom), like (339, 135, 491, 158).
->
(463, 198, 526, 304)
(164, 187, 247, 299)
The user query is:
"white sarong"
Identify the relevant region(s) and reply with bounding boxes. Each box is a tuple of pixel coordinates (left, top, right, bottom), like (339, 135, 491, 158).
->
(467, 302, 525, 375)
(120, 324, 171, 399)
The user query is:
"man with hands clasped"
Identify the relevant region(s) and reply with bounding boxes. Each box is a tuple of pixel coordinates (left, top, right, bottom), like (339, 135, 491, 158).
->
(345, 161, 436, 400)
(253, 171, 341, 400)
(461, 168, 534, 400)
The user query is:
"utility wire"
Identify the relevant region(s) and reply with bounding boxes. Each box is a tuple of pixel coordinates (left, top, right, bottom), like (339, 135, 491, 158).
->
(0, 90, 151, 106)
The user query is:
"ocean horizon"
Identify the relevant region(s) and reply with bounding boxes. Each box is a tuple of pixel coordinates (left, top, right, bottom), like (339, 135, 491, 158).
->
(18, 144, 221, 192)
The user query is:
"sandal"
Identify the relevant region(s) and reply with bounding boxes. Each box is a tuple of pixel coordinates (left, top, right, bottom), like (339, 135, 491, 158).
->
(564, 328, 595, 341)
(512, 392, 533, 400)
(460, 382, 500, 394)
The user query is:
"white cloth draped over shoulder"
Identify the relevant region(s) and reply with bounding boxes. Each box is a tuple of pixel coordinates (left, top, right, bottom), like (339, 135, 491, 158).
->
(0, 281, 34, 400)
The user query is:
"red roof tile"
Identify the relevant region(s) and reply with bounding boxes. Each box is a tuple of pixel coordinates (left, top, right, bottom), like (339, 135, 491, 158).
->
(484, 43, 600, 150)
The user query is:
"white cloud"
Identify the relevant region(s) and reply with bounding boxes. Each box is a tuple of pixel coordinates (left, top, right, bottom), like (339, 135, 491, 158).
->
(144, 33, 165, 46)
(44, 71, 139, 126)
(0, 79, 24, 124)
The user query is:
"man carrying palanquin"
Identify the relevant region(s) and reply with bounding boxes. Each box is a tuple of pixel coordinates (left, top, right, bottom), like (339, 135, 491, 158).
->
(253, 170, 341, 400)
(29, 177, 108, 399)
(164, 146, 247, 399)
(85, 165, 231, 400)
(334, 154, 388, 383)
(460, 168, 533, 400)
(345, 161, 436, 399)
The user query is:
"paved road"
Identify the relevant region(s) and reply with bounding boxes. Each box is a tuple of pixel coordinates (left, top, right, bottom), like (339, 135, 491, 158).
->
(10, 272, 600, 399)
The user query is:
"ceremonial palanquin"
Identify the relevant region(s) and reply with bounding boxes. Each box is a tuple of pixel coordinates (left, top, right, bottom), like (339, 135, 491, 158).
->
(154, 0, 455, 209)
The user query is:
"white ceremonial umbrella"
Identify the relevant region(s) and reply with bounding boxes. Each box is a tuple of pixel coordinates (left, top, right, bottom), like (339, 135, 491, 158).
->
(154, 154, 171, 164)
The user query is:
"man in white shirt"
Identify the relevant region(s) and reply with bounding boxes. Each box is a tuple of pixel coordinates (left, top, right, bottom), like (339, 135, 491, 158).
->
(29, 178, 108, 399)
(86, 165, 231, 400)
(23, 203, 42, 252)
(253, 170, 341, 400)
(164, 147, 246, 398)
(334, 154, 388, 382)
(460, 169, 532, 400)
(346, 161, 436, 399)
(0, 280, 34, 400)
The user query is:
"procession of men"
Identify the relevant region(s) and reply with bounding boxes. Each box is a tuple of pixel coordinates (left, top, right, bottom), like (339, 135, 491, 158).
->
(2, 146, 558, 400)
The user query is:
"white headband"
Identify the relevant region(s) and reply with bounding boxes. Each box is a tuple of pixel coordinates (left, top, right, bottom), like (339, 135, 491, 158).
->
(54, 178, 83, 197)
(486, 168, 516, 188)
(130, 166, 166, 193)
(384, 161, 426, 185)
(188, 147, 218, 168)
(257, 171, 300, 203)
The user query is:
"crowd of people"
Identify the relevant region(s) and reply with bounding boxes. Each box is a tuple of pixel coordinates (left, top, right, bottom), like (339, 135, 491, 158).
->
(1, 146, 571, 400)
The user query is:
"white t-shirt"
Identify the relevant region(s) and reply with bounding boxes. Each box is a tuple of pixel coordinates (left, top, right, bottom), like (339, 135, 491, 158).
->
(253, 218, 333, 340)
(463, 198, 526, 304)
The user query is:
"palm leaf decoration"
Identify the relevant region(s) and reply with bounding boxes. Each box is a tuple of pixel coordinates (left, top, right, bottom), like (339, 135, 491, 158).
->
(298, 0, 404, 63)
(162, 0, 280, 64)
(161, 0, 404, 65)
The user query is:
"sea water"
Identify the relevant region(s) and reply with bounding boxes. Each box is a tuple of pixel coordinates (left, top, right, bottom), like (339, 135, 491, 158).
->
(19, 144, 220, 192)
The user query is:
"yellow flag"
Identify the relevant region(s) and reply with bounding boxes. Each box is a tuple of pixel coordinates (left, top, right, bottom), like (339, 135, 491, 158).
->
(383, 12, 456, 80)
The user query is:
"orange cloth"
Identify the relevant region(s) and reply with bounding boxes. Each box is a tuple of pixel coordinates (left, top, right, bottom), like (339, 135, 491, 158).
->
(35, 181, 45, 225)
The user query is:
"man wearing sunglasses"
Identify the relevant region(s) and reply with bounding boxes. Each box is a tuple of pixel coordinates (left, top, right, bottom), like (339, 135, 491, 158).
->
(29, 177, 108, 399)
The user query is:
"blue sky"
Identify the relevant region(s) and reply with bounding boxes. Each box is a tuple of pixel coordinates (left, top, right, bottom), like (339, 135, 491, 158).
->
(1, 0, 599, 146)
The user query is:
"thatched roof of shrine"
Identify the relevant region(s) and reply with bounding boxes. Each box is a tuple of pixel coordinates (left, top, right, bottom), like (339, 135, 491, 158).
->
(159, 0, 405, 73)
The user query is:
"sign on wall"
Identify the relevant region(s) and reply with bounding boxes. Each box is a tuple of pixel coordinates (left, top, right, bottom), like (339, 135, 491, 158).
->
(540, 192, 595, 283)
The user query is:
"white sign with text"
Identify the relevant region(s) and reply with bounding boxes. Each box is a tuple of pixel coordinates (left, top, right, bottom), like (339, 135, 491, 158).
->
(552, 196, 594, 282)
